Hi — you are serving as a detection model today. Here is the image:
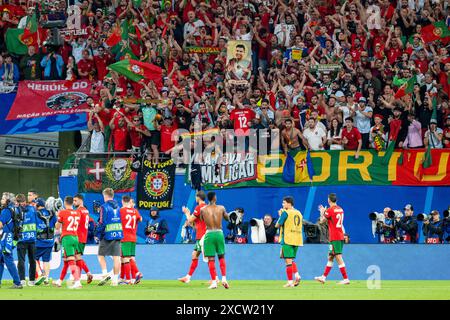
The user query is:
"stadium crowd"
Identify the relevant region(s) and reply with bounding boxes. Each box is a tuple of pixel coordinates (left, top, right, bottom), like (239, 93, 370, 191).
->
(0, 0, 450, 160)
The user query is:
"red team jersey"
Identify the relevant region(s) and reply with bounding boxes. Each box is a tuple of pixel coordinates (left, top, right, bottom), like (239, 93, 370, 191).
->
(229, 108, 256, 136)
(120, 208, 142, 243)
(193, 203, 207, 240)
(58, 209, 81, 239)
(76, 206, 90, 244)
(324, 205, 345, 241)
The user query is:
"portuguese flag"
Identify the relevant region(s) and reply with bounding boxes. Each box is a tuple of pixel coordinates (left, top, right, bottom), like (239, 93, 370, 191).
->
(420, 21, 450, 43)
(107, 59, 163, 87)
(21, 11, 38, 43)
(105, 20, 129, 47)
(5, 28, 46, 55)
(394, 75, 416, 99)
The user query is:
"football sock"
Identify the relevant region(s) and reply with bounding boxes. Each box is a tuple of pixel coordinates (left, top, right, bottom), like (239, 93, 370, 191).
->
(102, 269, 107, 276)
(130, 259, 139, 278)
(123, 262, 131, 281)
(323, 261, 333, 277)
(68, 260, 79, 281)
(120, 264, 125, 279)
(292, 262, 299, 278)
(59, 261, 69, 281)
(188, 258, 199, 277)
(80, 260, 90, 273)
(285, 264, 293, 281)
(207, 260, 217, 281)
(218, 257, 226, 277)
(339, 264, 348, 280)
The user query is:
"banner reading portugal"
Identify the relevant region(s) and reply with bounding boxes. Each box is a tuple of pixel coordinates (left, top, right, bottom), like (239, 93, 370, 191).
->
(6, 80, 92, 120)
(78, 158, 136, 193)
(137, 159, 176, 210)
(186, 149, 450, 189)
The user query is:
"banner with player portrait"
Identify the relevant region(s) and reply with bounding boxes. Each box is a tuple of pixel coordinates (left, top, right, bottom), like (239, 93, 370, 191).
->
(225, 40, 252, 84)
(78, 158, 137, 193)
(137, 158, 176, 210)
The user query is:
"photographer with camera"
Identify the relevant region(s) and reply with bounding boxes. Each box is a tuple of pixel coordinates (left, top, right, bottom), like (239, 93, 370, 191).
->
(396, 204, 418, 243)
(34, 198, 57, 286)
(419, 210, 443, 244)
(0, 192, 22, 289)
(226, 208, 249, 244)
(370, 207, 397, 243)
(144, 207, 169, 244)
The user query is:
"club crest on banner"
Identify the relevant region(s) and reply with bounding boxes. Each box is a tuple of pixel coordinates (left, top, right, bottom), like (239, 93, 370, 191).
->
(46, 92, 88, 110)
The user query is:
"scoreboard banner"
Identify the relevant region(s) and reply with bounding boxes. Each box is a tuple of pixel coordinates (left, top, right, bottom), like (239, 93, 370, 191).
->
(186, 149, 450, 189)
(137, 158, 176, 210)
(6, 80, 92, 120)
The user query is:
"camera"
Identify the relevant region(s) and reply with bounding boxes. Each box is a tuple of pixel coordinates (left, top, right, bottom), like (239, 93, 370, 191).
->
(229, 210, 243, 225)
(45, 196, 63, 215)
(417, 213, 431, 221)
(387, 210, 403, 219)
(249, 218, 266, 243)
(369, 212, 385, 222)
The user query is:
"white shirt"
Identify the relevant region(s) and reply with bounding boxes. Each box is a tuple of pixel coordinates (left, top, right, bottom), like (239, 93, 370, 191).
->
(183, 19, 205, 38)
(425, 128, 443, 149)
(71, 41, 86, 63)
(354, 106, 373, 134)
(90, 130, 105, 153)
(303, 125, 326, 151)
(274, 23, 296, 47)
(18, 16, 28, 29)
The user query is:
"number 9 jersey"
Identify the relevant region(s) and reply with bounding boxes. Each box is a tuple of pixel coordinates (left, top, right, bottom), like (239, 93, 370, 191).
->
(324, 205, 345, 241)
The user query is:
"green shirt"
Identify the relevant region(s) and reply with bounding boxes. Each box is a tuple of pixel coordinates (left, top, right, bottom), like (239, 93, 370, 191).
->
(142, 105, 157, 131)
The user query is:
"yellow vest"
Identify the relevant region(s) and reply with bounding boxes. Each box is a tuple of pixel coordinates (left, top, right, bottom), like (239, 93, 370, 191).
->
(280, 209, 303, 246)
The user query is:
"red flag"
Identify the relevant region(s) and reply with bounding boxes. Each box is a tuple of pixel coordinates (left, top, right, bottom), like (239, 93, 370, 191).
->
(105, 26, 122, 47)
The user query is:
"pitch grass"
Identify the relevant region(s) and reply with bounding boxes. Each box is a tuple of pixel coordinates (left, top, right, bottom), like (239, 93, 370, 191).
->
(0, 280, 448, 300)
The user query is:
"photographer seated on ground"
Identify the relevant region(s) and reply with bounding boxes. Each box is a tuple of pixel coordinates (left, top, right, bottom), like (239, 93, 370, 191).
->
(396, 204, 418, 243)
(421, 210, 443, 244)
(226, 208, 249, 244)
(145, 207, 169, 244)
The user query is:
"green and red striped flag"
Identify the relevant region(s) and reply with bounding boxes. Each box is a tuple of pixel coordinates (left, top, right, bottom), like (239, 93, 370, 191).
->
(394, 75, 416, 99)
(420, 21, 450, 43)
(107, 59, 163, 87)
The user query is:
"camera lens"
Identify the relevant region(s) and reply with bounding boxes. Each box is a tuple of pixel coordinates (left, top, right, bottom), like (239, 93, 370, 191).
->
(369, 212, 377, 220)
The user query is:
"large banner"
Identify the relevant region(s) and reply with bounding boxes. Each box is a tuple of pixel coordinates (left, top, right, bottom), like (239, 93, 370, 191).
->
(78, 158, 136, 193)
(137, 159, 176, 210)
(6, 81, 92, 120)
(186, 149, 450, 189)
(0, 92, 87, 135)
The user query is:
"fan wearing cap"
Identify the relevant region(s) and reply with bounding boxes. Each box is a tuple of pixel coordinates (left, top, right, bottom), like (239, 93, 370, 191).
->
(395, 204, 418, 243)
(144, 207, 169, 244)
(424, 118, 443, 149)
(422, 210, 444, 244)
(369, 114, 387, 151)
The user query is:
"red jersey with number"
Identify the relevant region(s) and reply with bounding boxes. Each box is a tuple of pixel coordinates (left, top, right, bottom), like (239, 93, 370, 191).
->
(120, 208, 142, 243)
(193, 203, 207, 240)
(58, 209, 81, 239)
(324, 205, 345, 241)
(229, 108, 256, 136)
(76, 206, 90, 244)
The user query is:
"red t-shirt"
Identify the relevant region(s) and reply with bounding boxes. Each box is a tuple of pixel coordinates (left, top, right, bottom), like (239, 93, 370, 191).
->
(120, 207, 142, 243)
(324, 205, 345, 241)
(58, 209, 81, 239)
(229, 108, 256, 136)
(94, 54, 112, 81)
(129, 124, 147, 148)
(77, 58, 95, 80)
(112, 126, 129, 151)
(342, 127, 362, 150)
(160, 124, 178, 152)
(76, 206, 90, 244)
(193, 203, 207, 240)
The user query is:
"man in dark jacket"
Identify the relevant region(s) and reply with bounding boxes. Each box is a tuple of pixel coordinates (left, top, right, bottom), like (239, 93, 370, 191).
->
(396, 204, 418, 243)
(422, 210, 443, 244)
(145, 207, 169, 244)
(263, 214, 277, 243)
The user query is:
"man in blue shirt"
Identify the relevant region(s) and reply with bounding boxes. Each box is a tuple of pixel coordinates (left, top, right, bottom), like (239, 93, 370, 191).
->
(0, 192, 22, 289)
(34, 198, 57, 286)
(96, 188, 123, 286)
(15, 193, 38, 286)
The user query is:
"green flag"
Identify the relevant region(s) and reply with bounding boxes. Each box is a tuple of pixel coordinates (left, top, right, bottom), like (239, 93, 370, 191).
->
(394, 76, 416, 99)
(5, 28, 28, 55)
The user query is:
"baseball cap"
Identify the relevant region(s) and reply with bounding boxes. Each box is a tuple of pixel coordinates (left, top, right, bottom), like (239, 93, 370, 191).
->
(430, 119, 437, 124)
(374, 114, 383, 120)
(431, 210, 439, 215)
(150, 206, 159, 212)
(404, 204, 414, 211)
(335, 91, 344, 98)
(358, 97, 367, 103)
(161, 87, 169, 93)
